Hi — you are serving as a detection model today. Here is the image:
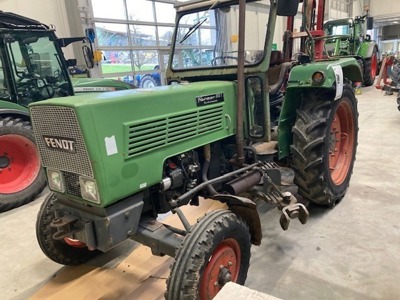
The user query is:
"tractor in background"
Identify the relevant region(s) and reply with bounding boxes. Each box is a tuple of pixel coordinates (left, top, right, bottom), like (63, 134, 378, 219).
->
(284, 0, 378, 87)
(0, 12, 133, 212)
(31, 0, 362, 299)
(323, 14, 378, 86)
(135, 65, 162, 88)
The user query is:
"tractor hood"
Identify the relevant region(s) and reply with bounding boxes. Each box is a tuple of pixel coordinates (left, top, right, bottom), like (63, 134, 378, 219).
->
(29, 81, 237, 207)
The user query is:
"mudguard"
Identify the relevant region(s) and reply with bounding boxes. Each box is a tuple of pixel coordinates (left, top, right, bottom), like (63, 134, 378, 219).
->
(0, 100, 29, 113)
(357, 41, 378, 59)
(278, 57, 362, 159)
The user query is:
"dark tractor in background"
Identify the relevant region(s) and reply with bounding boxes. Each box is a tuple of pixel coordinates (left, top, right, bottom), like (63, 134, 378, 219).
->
(0, 12, 132, 212)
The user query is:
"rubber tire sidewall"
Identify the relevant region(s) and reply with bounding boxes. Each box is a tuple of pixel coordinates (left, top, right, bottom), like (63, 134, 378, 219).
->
(165, 209, 251, 300)
(140, 75, 158, 88)
(324, 86, 358, 197)
(36, 192, 100, 266)
(291, 85, 358, 206)
(0, 117, 46, 212)
(363, 47, 378, 87)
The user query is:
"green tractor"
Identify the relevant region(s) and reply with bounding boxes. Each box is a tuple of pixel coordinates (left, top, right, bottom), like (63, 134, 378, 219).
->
(0, 12, 132, 212)
(323, 14, 378, 86)
(31, 0, 362, 298)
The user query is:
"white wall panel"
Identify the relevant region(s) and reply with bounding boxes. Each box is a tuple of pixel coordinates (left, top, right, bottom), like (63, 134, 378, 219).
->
(0, 0, 75, 59)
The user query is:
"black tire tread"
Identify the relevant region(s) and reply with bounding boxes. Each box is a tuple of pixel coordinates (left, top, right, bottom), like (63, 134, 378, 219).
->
(36, 193, 100, 265)
(291, 86, 358, 206)
(165, 209, 251, 300)
(363, 48, 378, 87)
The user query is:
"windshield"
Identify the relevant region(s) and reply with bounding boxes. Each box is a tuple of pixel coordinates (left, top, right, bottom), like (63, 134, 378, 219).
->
(4, 31, 71, 105)
(324, 20, 353, 36)
(172, 2, 268, 70)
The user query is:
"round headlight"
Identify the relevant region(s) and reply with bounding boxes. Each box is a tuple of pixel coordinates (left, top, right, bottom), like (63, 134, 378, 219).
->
(312, 71, 325, 84)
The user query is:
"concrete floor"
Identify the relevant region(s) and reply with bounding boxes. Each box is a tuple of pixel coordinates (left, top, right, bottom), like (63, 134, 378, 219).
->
(1, 85, 400, 300)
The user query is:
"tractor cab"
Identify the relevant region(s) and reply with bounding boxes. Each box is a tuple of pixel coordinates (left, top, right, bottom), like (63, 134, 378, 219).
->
(0, 12, 86, 106)
(167, 0, 298, 139)
(0, 29, 75, 106)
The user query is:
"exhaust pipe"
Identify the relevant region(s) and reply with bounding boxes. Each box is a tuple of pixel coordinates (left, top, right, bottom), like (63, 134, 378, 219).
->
(223, 170, 262, 195)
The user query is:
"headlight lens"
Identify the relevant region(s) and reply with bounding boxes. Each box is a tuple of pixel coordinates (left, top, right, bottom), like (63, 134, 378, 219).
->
(312, 71, 325, 84)
(47, 169, 65, 193)
(79, 176, 100, 204)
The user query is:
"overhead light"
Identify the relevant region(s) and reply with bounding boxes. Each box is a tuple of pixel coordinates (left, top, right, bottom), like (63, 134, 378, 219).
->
(393, 21, 399, 24)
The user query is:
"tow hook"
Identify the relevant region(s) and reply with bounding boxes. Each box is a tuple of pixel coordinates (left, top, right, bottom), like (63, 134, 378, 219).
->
(278, 191, 309, 230)
(50, 215, 80, 240)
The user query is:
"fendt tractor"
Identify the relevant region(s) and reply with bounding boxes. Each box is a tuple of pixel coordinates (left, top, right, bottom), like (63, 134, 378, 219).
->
(0, 12, 132, 212)
(31, 0, 362, 299)
(323, 13, 378, 86)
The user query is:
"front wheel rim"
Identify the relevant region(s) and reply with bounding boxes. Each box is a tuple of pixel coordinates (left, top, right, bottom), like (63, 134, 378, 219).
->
(64, 238, 88, 248)
(328, 100, 355, 185)
(0, 134, 41, 194)
(199, 238, 241, 300)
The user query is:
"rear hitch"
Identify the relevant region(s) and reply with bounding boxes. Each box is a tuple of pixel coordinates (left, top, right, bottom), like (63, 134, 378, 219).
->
(280, 203, 309, 231)
(259, 168, 310, 230)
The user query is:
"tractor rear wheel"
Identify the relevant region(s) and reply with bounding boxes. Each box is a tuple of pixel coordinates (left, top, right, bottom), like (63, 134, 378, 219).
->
(291, 85, 358, 206)
(0, 117, 46, 212)
(36, 192, 101, 265)
(165, 210, 251, 300)
(140, 75, 158, 88)
(363, 47, 378, 86)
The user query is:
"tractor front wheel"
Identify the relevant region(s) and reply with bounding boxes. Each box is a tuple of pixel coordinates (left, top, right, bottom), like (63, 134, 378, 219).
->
(291, 85, 358, 206)
(0, 117, 46, 212)
(363, 47, 378, 86)
(36, 192, 101, 265)
(165, 210, 251, 300)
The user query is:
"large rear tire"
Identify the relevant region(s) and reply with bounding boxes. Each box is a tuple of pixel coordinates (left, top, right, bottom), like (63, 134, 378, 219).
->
(363, 47, 378, 86)
(36, 192, 101, 265)
(291, 85, 358, 206)
(140, 75, 159, 88)
(0, 117, 46, 212)
(165, 210, 251, 300)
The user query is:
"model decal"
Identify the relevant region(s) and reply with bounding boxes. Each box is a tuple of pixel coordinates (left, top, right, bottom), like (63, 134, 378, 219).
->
(196, 93, 224, 106)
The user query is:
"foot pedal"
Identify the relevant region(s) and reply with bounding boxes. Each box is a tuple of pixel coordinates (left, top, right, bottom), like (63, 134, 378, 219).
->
(279, 203, 309, 231)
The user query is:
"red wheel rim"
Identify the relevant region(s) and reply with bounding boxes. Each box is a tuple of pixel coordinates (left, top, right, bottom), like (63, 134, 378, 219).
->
(329, 100, 355, 185)
(0, 134, 41, 194)
(199, 238, 241, 300)
(370, 53, 377, 80)
(64, 238, 87, 248)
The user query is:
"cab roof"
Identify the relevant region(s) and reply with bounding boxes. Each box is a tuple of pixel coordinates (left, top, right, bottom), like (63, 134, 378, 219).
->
(0, 11, 49, 30)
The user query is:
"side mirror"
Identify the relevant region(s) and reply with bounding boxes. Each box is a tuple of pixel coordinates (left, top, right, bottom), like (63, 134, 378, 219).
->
(367, 16, 374, 30)
(82, 45, 94, 69)
(277, 0, 300, 16)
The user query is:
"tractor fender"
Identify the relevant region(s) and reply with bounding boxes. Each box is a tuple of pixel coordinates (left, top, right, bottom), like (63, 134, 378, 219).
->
(277, 57, 363, 159)
(0, 108, 30, 122)
(357, 41, 378, 59)
(212, 194, 262, 245)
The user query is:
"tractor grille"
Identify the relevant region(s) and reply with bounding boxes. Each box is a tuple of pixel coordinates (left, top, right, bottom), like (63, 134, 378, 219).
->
(64, 171, 82, 197)
(30, 105, 94, 177)
(125, 104, 224, 158)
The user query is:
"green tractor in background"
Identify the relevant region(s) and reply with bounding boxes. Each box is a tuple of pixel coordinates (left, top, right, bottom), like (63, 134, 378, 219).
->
(31, 0, 362, 298)
(0, 12, 133, 212)
(323, 14, 378, 86)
